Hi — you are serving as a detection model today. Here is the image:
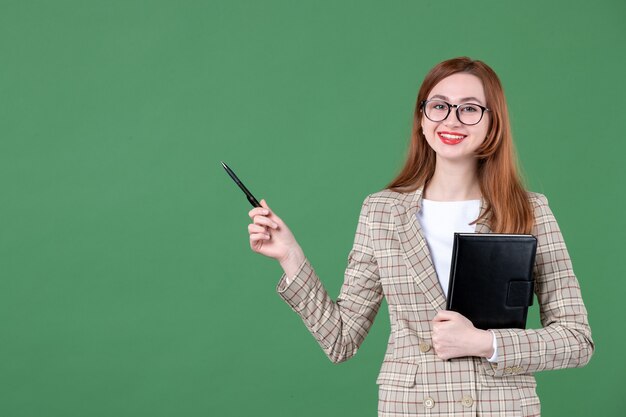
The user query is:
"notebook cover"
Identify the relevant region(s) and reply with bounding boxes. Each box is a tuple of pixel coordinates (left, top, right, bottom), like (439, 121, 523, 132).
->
(445, 233, 537, 330)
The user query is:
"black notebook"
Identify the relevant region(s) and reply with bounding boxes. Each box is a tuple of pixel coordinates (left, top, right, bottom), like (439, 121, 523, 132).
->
(446, 233, 537, 330)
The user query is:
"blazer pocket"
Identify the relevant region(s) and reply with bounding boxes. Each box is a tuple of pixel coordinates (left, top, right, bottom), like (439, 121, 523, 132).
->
(376, 360, 419, 388)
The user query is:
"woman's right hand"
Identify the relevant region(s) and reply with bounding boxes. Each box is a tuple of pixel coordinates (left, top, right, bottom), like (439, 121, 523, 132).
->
(248, 199, 305, 274)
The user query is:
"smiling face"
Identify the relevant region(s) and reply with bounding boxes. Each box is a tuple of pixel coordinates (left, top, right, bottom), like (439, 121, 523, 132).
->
(421, 72, 490, 164)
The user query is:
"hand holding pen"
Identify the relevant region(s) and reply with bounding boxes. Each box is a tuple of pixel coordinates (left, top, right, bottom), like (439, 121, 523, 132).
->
(221, 161, 305, 277)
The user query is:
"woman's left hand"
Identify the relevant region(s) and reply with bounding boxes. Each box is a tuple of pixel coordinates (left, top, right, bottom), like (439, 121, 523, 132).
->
(431, 310, 494, 360)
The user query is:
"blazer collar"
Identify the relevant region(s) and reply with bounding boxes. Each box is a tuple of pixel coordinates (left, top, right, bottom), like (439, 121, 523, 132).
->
(390, 186, 491, 310)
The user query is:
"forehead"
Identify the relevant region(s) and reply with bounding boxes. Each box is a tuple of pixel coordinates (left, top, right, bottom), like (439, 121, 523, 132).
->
(428, 73, 486, 104)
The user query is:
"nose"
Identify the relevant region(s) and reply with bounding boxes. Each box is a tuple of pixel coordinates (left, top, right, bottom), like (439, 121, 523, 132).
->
(443, 110, 462, 127)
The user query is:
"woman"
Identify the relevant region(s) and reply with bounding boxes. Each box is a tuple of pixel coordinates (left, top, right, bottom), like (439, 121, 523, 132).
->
(247, 57, 593, 417)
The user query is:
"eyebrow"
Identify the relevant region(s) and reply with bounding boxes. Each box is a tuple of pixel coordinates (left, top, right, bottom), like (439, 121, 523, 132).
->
(430, 94, 485, 105)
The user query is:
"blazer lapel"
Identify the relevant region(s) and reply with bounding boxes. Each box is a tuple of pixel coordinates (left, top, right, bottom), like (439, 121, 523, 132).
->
(391, 188, 446, 311)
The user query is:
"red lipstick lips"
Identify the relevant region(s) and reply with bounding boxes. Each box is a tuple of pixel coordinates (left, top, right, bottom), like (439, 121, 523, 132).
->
(438, 131, 467, 145)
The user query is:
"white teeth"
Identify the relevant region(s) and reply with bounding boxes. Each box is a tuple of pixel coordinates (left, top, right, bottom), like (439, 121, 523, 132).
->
(440, 133, 465, 139)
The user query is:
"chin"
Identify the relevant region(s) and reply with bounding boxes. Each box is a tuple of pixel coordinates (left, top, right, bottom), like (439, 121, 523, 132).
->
(435, 150, 477, 163)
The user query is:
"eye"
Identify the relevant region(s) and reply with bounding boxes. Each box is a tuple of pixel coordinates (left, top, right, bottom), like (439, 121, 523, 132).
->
(427, 101, 448, 111)
(460, 104, 480, 113)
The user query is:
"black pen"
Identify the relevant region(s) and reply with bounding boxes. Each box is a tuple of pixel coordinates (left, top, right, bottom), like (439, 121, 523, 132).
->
(221, 161, 261, 208)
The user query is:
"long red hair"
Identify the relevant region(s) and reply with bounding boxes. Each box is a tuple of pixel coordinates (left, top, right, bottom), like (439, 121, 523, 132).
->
(386, 57, 533, 234)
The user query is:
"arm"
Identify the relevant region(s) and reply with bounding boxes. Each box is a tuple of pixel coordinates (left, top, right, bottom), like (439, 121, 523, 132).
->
(276, 195, 383, 363)
(483, 194, 594, 376)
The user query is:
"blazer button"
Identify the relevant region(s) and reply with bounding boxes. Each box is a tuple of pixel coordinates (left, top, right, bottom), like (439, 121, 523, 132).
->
(461, 395, 474, 408)
(419, 342, 431, 353)
(423, 397, 435, 409)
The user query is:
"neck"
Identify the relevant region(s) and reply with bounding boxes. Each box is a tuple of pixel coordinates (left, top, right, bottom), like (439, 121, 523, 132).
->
(424, 157, 481, 201)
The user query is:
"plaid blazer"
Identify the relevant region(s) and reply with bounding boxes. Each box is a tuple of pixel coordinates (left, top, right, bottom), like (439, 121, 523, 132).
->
(277, 187, 594, 417)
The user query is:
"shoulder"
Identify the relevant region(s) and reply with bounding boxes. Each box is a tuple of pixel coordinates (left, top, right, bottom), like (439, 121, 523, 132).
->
(366, 189, 406, 205)
(526, 191, 556, 216)
(355, 189, 407, 221)
(362, 189, 410, 212)
(526, 191, 560, 232)
(526, 191, 549, 211)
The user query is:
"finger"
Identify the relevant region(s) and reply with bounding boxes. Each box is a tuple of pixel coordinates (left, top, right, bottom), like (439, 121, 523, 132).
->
(431, 328, 439, 340)
(260, 199, 282, 221)
(432, 323, 447, 337)
(252, 215, 279, 229)
(250, 233, 271, 243)
(248, 224, 268, 234)
(434, 310, 458, 321)
(260, 199, 274, 217)
(433, 311, 450, 322)
(432, 320, 453, 335)
(431, 341, 444, 358)
(249, 207, 270, 219)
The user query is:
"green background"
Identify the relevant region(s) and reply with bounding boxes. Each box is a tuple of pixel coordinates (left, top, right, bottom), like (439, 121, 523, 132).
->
(1, 0, 624, 416)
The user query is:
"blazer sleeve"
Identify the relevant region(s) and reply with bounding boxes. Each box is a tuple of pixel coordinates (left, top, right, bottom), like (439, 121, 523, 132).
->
(483, 193, 595, 377)
(276, 195, 383, 364)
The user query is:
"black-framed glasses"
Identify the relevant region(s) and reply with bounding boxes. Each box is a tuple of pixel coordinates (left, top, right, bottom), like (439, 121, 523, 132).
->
(420, 99, 490, 126)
